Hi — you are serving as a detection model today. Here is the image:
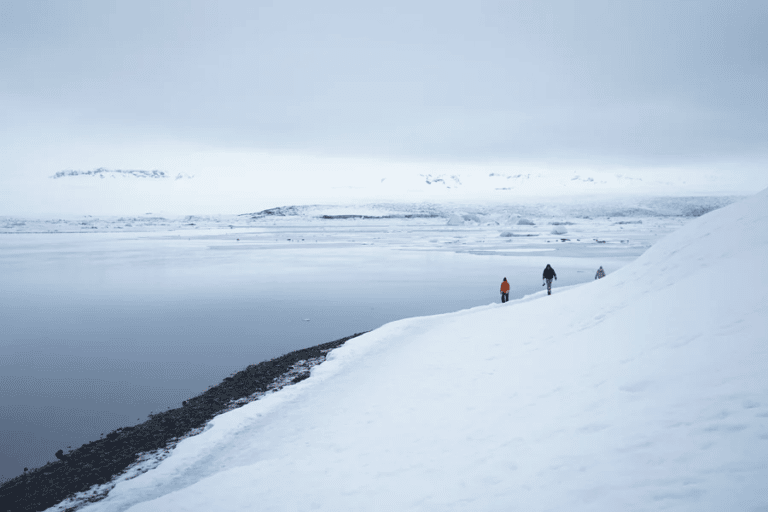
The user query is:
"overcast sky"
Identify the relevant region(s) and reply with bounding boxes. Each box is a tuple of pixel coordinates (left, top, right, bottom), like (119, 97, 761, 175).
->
(1, 0, 767, 182)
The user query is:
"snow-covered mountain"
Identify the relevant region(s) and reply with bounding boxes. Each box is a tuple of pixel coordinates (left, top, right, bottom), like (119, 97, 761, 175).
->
(1, 163, 758, 217)
(50, 169, 183, 180)
(59, 189, 768, 511)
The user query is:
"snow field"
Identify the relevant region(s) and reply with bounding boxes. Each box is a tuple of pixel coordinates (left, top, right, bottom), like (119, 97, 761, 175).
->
(74, 189, 768, 511)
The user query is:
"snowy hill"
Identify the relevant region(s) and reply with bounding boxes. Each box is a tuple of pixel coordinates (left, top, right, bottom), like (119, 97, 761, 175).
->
(66, 189, 767, 511)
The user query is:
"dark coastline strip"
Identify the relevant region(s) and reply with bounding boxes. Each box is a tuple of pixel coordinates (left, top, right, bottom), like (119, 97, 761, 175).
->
(0, 332, 367, 512)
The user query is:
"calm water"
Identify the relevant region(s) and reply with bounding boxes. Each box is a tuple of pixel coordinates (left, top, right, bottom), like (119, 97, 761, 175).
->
(0, 230, 637, 481)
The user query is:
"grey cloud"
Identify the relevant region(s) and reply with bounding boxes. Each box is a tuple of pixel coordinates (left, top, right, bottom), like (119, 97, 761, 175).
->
(1, 0, 766, 163)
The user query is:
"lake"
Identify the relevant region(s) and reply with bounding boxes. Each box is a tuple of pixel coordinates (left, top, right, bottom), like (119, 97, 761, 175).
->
(0, 212, 681, 481)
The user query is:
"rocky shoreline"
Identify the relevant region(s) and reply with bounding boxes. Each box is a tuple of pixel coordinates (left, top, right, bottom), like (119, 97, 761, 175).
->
(0, 332, 366, 512)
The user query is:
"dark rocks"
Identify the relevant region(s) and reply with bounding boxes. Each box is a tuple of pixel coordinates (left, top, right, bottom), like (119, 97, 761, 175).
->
(0, 332, 365, 512)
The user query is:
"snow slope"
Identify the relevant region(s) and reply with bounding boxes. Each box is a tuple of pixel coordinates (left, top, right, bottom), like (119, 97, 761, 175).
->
(76, 189, 768, 511)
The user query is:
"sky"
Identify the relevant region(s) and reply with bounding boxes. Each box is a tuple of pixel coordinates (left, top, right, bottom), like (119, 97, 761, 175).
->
(1, 0, 767, 213)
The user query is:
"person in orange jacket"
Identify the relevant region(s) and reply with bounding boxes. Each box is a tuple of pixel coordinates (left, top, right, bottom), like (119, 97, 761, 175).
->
(500, 277, 510, 303)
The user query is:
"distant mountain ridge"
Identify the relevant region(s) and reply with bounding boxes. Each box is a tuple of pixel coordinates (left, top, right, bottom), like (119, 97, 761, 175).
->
(51, 169, 193, 180)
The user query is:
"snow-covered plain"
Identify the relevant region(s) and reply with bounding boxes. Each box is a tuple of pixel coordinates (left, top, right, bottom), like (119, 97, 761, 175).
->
(51, 190, 768, 511)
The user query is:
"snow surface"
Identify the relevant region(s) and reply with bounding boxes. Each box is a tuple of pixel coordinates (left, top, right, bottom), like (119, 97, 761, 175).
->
(65, 190, 768, 511)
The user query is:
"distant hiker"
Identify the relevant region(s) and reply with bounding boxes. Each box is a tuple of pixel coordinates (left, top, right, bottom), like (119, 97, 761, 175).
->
(500, 277, 510, 303)
(542, 264, 557, 295)
(595, 266, 605, 280)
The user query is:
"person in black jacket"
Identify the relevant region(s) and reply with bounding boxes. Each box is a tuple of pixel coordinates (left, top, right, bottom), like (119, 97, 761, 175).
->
(542, 264, 557, 295)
